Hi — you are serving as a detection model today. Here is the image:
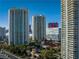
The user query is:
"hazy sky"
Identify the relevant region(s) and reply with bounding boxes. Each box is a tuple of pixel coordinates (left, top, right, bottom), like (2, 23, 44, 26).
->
(0, 0, 61, 29)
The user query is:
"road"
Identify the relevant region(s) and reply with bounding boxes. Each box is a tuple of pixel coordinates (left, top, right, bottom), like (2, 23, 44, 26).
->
(0, 49, 22, 59)
(0, 52, 10, 59)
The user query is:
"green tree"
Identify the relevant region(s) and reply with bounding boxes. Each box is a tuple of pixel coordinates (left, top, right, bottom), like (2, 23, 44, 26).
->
(40, 48, 59, 59)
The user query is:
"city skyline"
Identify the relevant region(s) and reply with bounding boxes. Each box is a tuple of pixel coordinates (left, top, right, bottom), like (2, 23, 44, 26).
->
(0, 0, 61, 29)
(0, 0, 61, 59)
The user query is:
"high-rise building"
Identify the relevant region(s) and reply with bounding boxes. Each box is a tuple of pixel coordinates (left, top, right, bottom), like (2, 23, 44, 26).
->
(0, 27, 6, 41)
(46, 22, 59, 41)
(8, 8, 28, 45)
(29, 25, 32, 34)
(61, 0, 79, 59)
(58, 28, 61, 42)
(32, 15, 46, 43)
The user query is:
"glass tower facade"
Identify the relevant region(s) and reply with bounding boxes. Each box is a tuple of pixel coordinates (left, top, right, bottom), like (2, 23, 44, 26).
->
(8, 8, 28, 45)
(32, 15, 46, 43)
(61, 0, 79, 59)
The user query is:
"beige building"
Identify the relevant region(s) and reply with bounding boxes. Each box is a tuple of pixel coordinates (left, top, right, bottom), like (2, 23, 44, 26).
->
(61, 0, 79, 59)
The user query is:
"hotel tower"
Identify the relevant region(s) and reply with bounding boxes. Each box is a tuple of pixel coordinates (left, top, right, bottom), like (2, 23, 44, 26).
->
(8, 8, 28, 45)
(61, 0, 79, 59)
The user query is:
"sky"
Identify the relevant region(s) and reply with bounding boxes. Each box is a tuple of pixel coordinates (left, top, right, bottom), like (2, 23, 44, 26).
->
(0, 0, 61, 29)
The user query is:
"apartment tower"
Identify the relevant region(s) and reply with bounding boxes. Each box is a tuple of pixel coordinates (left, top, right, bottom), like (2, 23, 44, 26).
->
(61, 0, 79, 59)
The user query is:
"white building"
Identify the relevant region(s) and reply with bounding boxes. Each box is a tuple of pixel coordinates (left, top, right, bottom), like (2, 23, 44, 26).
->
(8, 8, 29, 45)
(46, 27, 59, 41)
(32, 15, 46, 43)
